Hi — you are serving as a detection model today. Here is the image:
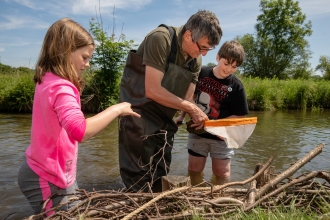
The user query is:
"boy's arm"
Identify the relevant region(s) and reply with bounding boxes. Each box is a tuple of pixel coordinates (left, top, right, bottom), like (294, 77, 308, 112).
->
(174, 111, 187, 125)
(226, 115, 246, 118)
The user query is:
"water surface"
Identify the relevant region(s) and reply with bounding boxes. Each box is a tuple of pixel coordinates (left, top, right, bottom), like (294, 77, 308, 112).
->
(1, 110, 329, 219)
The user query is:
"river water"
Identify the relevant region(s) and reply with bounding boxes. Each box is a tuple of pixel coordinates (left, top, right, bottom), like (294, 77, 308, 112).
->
(1, 110, 329, 219)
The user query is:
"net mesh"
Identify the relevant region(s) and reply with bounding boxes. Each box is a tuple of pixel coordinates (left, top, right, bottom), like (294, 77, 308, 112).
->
(204, 117, 257, 149)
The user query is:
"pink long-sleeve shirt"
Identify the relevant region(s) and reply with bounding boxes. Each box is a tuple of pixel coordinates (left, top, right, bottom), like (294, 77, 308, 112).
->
(26, 72, 86, 188)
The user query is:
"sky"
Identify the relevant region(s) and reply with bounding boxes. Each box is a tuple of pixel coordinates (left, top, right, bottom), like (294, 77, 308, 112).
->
(0, 0, 329, 75)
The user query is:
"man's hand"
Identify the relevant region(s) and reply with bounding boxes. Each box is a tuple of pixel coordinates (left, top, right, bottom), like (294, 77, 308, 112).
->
(188, 104, 208, 130)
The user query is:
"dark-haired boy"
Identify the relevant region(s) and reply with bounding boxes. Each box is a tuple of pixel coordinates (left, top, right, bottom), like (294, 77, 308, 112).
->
(175, 40, 248, 185)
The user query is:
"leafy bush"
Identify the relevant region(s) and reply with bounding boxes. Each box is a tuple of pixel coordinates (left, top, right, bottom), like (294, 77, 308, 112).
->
(82, 18, 135, 112)
(0, 71, 35, 112)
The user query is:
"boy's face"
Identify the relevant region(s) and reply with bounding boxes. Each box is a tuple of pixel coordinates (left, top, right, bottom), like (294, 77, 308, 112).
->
(216, 55, 238, 79)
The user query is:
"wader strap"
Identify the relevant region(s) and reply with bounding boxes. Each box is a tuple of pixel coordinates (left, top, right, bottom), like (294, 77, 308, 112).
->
(158, 24, 195, 72)
(158, 24, 177, 72)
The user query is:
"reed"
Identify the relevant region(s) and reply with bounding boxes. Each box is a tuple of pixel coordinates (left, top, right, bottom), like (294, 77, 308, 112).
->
(2, 63, 330, 113)
(0, 64, 35, 112)
(241, 77, 330, 111)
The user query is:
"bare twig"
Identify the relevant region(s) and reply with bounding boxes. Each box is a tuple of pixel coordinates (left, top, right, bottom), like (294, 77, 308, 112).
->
(256, 143, 324, 198)
(204, 156, 274, 195)
(26, 144, 329, 220)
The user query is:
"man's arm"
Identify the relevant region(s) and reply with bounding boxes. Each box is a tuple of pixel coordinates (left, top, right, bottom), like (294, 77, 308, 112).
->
(173, 84, 194, 125)
(145, 65, 207, 128)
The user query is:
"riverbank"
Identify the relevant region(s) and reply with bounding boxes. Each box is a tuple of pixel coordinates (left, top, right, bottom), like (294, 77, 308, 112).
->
(1, 62, 330, 113)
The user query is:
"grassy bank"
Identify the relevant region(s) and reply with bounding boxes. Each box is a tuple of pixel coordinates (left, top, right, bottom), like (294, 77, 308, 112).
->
(1, 63, 330, 113)
(241, 77, 330, 111)
(0, 64, 35, 112)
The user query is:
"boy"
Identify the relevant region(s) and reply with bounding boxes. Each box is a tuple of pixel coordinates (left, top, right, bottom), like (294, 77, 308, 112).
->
(174, 40, 248, 185)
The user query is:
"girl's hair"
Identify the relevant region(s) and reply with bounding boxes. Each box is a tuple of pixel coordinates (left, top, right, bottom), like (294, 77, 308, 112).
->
(217, 40, 245, 67)
(34, 18, 94, 92)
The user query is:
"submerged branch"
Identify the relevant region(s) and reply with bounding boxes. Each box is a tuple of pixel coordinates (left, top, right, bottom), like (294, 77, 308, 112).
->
(25, 144, 329, 220)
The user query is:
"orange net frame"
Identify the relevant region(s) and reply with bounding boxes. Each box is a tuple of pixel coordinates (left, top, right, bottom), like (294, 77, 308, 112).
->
(204, 117, 257, 149)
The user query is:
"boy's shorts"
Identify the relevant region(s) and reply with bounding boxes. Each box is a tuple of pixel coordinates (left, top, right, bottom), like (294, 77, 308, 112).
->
(187, 133, 234, 160)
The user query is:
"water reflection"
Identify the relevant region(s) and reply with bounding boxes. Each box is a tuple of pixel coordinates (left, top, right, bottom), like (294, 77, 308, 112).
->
(1, 110, 329, 219)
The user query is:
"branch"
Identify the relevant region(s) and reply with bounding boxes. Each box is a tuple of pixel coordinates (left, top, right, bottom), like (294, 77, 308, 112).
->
(256, 143, 324, 198)
(122, 186, 190, 220)
(204, 156, 274, 196)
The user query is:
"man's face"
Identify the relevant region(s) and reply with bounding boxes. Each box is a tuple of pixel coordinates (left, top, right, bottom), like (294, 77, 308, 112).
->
(183, 31, 214, 58)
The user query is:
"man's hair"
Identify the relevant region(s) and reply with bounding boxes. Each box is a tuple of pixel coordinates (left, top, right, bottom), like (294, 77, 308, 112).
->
(34, 18, 94, 92)
(183, 10, 222, 47)
(218, 40, 245, 67)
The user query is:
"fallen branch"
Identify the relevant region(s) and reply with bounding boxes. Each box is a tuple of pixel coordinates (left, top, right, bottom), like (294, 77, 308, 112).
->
(256, 143, 325, 198)
(204, 156, 274, 196)
(25, 144, 329, 220)
(122, 186, 190, 220)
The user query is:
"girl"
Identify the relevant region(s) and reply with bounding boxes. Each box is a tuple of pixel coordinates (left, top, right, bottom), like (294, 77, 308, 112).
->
(17, 18, 140, 216)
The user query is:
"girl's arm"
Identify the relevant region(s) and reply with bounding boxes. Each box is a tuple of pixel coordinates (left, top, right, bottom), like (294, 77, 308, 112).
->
(81, 102, 140, 142)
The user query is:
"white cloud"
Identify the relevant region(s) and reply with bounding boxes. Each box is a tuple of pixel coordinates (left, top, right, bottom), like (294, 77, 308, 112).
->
(0, 15, 49, 30)
(8, 0, 44, 10)
(6, 0, 154, 17)
(5, 0, 72, 17)
(0, 47, 5, 52)
(299, 0, 330, 16)
(0, 41, 30, 47)
(71, 0, 152, 15)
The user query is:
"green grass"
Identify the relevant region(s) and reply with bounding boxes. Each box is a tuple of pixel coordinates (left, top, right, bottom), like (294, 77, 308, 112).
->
(2, 62, 330, 113)
(241, 77, 330, 111)
(0, 63, 35, 112)
(189, 204, 329, 220)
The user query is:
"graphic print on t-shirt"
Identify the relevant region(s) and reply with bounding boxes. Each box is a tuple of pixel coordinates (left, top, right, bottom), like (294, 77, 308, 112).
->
(196, 77, 231, 119)
(65, 160, 74, 184)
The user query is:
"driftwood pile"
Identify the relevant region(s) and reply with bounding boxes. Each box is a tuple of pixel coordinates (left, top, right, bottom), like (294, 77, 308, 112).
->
(26, 143, 330, 220)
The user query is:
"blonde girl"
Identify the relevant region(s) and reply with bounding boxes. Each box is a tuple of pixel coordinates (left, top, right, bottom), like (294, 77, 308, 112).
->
(17, 18, 140, 216)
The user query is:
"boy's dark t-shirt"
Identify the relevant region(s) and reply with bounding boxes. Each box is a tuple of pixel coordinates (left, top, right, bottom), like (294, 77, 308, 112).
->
(194, 65, 249, 140)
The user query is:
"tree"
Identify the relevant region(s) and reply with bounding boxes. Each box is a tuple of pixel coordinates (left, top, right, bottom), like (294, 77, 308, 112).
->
(84, 8, 135, 112)
(316, 56, 330, 80)
(284, 44, 313, 79)
(237, 0, 312, 79)
(206, 62, 216, 67)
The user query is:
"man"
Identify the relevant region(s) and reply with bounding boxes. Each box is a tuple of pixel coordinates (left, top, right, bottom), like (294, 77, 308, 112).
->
(119, 10, 222, 192)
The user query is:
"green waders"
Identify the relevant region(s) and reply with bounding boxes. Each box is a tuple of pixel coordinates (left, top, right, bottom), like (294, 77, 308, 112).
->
(118, 46, 195, 192)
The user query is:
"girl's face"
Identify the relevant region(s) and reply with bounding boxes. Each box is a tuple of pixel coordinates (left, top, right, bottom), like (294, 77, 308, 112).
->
(70, 45, 94, 75)
(216, 55, 238, 79)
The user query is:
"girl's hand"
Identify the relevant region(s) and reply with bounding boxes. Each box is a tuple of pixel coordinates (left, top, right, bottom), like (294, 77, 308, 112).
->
(117, 102, 140, 118)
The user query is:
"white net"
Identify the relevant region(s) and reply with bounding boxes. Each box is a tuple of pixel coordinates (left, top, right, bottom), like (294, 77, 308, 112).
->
(204, 117, 257, 149)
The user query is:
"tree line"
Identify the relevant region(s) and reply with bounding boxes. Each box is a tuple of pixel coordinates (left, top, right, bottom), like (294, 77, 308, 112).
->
(1, 0, 330, 113)
(88, 0, 330, 111)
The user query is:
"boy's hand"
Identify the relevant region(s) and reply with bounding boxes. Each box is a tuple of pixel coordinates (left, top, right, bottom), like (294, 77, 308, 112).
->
(173, 116, 184, 126)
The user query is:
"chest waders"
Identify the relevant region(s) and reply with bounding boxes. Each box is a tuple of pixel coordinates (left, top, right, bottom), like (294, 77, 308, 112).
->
(118, 25, 195, 192)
